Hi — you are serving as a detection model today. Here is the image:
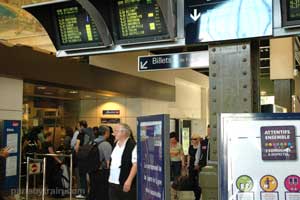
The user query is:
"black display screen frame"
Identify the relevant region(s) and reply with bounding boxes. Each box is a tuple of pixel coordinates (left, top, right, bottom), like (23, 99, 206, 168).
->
(281, 0, 300, 28)
(111, 0, 172, 45)
(52, 1, 104, 50)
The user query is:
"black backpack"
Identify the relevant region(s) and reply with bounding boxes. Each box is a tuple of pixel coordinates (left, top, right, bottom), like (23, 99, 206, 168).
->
(77, 141, 103, 172)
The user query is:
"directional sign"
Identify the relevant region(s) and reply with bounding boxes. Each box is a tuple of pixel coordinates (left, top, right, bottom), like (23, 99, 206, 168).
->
(185, 0, 273, 44)
(138, 51, 209, 72)
(190, 9, 201, 22)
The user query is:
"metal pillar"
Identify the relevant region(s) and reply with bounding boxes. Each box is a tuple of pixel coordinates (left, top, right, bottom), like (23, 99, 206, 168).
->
(200, 42, 260, 200)
(274, 79, 293, 112)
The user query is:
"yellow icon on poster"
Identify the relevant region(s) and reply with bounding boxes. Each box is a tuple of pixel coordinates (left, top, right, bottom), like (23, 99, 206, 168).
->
(260, 175, 278, 192)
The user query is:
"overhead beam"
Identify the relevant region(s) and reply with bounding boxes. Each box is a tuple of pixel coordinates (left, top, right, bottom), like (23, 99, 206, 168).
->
(0, 43, 175, 101)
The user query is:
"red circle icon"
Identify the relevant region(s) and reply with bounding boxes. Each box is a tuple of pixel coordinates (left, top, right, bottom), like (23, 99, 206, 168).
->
(284, 175, 300, 192)
(31, 164, 38, 173)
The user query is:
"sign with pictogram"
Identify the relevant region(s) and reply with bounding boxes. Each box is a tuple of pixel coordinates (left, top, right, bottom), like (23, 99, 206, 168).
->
(29, 163, 41, 175)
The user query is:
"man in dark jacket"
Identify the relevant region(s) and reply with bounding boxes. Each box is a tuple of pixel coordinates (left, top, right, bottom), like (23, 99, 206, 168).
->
(108, 123, 137, 200)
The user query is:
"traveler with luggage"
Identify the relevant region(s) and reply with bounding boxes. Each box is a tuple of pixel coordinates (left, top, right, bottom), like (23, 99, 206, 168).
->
(88, 125, 112, 200)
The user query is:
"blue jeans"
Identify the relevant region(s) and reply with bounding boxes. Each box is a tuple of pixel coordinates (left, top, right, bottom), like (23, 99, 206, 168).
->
(171, 161, 182, 182)
(79, 169, 87, 196)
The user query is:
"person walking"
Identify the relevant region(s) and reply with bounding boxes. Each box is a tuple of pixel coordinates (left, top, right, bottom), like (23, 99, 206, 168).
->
(188, 135, 202, 200)
(170, 132, 185, 182)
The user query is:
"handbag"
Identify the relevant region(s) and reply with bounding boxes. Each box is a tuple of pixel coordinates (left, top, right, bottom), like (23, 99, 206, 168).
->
(172, 169, 194, 191)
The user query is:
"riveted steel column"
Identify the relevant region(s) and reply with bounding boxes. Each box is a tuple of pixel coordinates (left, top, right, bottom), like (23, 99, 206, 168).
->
(200, 42, 260, 200)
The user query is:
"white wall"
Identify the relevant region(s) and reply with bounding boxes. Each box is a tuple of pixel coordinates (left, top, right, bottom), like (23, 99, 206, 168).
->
(79, 78, 208, 136)
(87, 52, 210, 136)
(0, 77, 23, 120)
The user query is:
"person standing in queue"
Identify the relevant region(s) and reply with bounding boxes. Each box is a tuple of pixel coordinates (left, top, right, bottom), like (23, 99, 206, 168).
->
(0, 147, 10, 200)
(42, 132, 64, 197)
(108, 123, 137, 200)
(75, 120, 89, 199)
(170, 132, 185, 182)
(188, 135, 202, 200)
(89, 125, 112, 200)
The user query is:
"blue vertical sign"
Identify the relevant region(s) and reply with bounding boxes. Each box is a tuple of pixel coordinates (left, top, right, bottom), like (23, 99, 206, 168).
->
(2, 120, 21, 190)
(137, 114, 170, 200)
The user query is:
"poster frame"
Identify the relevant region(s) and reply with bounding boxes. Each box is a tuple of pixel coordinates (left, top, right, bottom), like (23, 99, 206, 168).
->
(219, 113, 300, 200)
(1, 120, 21, 190)
(137, 114, 170, 200)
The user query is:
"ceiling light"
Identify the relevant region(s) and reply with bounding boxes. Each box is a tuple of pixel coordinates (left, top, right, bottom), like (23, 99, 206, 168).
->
(69, 90, 78, 94)
(85, 95, 91, 98)
(260, 91, 267, 96)
(44, 92, 53, 95)
(37, 86, 47, 90)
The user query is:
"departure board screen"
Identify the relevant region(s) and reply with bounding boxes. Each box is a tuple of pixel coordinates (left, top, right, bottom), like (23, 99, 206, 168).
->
(53, 4, 102, 49)
(287, 0, 300, 20)
(113, 0, 170, 44)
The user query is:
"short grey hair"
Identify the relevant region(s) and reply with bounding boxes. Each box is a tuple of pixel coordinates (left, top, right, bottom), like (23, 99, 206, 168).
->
(118, 123, 133, 136)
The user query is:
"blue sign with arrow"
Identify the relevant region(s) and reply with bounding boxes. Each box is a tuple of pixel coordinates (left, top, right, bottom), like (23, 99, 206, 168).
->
(138, 51, 208, 71)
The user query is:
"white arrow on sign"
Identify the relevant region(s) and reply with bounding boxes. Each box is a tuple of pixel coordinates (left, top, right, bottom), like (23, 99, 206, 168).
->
(190, 9, 201, 22)
(140, 61, 148, 70)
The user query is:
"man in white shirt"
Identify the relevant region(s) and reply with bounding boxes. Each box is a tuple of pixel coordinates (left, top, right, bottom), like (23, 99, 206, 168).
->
(109, 123, 137, 200)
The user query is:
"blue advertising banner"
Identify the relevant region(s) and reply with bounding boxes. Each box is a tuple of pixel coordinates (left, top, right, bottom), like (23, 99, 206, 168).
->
(137, 115, 170, 200)
(2, 120, 21, 190)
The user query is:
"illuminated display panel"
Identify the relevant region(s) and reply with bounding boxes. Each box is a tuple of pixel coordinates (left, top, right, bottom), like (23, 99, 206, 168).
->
(185, 0, 272, 43)
(112, 0, 170, 44)
(287, 0, 300, 21)
(281, 0, 300, 27)
(53, 3, 103, 50)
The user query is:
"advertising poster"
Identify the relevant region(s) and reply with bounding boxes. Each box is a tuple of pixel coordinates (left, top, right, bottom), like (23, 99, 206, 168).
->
(137, 115, 170, 200)
(219, 114, 300, 200)
(2, 120, 21, 189)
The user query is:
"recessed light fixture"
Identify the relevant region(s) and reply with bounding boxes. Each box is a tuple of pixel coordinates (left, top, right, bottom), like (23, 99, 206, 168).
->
(260, 91, 267, 96)
(69, 90, 78, 94)
(37, 86, 47, 90)
(44, 92, 53, 95)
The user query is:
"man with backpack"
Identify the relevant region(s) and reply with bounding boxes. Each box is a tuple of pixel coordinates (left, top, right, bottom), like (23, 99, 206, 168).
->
(88, 125, 112, 200)
(75, 120, 94, 199)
